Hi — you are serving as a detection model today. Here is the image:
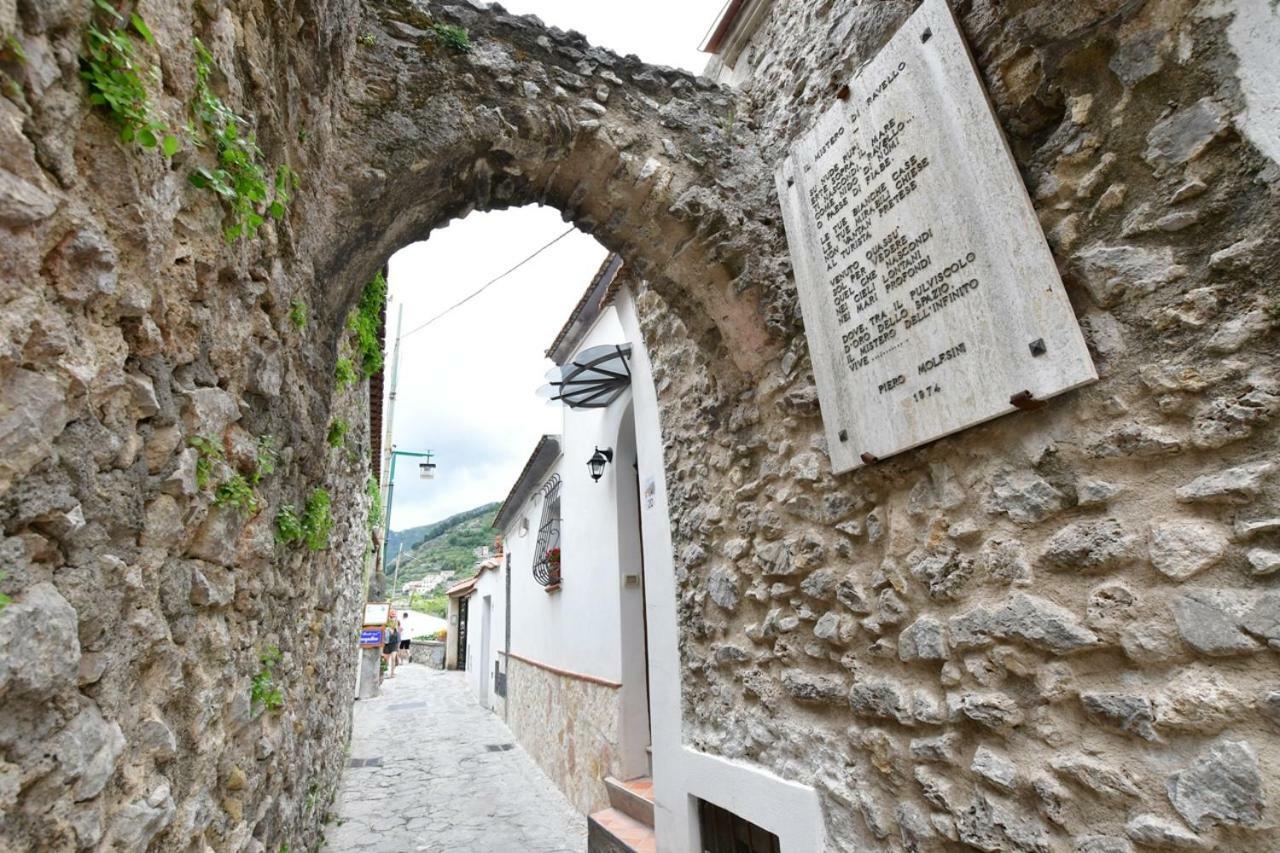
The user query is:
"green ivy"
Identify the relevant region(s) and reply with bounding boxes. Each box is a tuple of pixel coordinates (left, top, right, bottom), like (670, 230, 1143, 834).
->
(192, 433, 274, 512)
(251, 435, 277, 486)
(272, 164, 299, 219)
(302, 488, 332, 551)
(79, 0, 178, 153)
(334, 357, 357, 388)
(288, 298, 308, 330)
(3, 35, 27, 65)
(0, 571, 11, 612)
(214, 472, 259, 514)
(188, 435, 224, 490)
(250, 646, 284, 712)
(327, 419, 348, 448)
(347, 272, 387, 378)
(431, 23, 472, 52)
(366, 475, 382, 537)
(188, 38, 295, 242)
(274, 505, 304, 544)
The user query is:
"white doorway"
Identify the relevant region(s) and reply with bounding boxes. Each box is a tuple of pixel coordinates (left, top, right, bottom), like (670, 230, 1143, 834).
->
(616, 402, 652, 779)
(479, 595, 493, 708)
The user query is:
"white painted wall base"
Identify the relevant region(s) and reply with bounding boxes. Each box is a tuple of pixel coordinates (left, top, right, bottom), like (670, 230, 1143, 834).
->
(614, 289, 827, 852)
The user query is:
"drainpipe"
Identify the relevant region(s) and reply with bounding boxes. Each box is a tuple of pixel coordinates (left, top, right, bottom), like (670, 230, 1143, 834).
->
(391, 543, 404, 601)
(504, 548, 511, 723)
(379, 304, 404, 547)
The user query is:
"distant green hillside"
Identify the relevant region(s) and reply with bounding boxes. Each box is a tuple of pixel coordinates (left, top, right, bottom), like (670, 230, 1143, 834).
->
(386, 502, 500, 588)
(386, 502, 498, 556)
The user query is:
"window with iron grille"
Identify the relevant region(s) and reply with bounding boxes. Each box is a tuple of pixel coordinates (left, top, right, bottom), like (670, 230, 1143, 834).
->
(531, 475, 562, 587)
(698, 799, 780, 853)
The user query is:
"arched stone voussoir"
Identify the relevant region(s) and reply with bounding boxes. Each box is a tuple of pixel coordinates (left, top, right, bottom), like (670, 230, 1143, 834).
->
(320, 0, 792, 374)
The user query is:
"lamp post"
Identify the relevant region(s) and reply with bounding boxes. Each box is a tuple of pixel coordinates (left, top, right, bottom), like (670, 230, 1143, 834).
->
(382, 448, 435, 574)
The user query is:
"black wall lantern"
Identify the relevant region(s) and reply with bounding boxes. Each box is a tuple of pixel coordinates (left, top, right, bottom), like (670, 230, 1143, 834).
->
(587, 447, 613, 482)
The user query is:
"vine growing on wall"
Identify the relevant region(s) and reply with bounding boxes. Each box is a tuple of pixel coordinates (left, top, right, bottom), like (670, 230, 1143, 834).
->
(367, 476, 382, 538)
(187, 38, 298, 242)
(326, 419, 349, 448)
(274, 505, 304, 544)
(275, 486, 334, 551)
(289, 298, 308, 330)
(301, 488, 333, 551)
(348, 272, 387, 378)
(214, 472, 259, 514)
(430, 23, 472, 52)
(250, 646, 284, 712)
(190, 433, 277, 516)
(188, 435, 224, 489)
(334, 357, 357, 388)
(79, 0, 179, 153)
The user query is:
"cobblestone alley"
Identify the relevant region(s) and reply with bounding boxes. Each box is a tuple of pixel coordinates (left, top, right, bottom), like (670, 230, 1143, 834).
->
(322, 665, 586, 852)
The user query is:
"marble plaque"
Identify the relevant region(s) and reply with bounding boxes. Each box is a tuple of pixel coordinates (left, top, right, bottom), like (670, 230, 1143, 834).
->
(776, 0, 1096, 474)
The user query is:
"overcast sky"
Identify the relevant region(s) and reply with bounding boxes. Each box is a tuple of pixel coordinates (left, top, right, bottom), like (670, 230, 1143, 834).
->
(381, 0, 727, 531)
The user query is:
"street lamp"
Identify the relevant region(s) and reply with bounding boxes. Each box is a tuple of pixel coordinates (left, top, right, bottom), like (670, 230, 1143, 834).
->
(587, 447, 613, 482)
(383, 448, 435, 573)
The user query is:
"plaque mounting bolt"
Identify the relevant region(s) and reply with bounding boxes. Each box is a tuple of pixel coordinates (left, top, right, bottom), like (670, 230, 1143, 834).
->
(835, 84, 850, 101)
(1009, 390, 1046, 412)
(1028, 338, 1047, 357)
(860, 452, 879, 465)
(921, 27, 933, 43)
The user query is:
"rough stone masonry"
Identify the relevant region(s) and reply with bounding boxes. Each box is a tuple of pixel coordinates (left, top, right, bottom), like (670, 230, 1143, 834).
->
(0, 1, 1277, 852)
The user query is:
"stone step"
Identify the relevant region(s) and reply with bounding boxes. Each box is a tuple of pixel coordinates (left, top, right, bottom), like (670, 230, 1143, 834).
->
(605, 775, 654, 827)
(588, 807, 656, 853)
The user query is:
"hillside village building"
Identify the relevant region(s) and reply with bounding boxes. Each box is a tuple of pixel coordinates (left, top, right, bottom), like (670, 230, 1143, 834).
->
(455, 259, 660, 816)
(453, 256, 826, 849)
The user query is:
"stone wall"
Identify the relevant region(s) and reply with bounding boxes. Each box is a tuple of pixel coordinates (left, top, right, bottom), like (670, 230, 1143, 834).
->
(645, 0, 1280, 850)
(0, 0, 371, 849)
(505, 654, 622, 815)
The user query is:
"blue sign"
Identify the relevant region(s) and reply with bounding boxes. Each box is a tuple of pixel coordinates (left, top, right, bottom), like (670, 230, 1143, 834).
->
(359, 628, 383, 648)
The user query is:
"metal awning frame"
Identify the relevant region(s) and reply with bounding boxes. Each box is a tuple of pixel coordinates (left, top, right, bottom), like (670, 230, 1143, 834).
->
(542, 343, 633, 409)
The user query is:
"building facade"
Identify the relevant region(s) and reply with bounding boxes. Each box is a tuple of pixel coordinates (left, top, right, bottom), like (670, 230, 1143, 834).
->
(454, 260, 656, 818)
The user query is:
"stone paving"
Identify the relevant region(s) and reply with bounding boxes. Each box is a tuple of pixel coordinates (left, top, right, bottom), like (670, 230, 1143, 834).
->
(321, 665, 587, 853)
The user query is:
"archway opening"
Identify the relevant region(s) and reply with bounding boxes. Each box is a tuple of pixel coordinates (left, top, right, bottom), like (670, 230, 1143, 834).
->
(364, 200, 673, 821)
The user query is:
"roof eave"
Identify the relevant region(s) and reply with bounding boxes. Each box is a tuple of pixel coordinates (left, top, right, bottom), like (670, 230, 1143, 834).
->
(700, 0, 748, 54)
(492, 435, 562, 533)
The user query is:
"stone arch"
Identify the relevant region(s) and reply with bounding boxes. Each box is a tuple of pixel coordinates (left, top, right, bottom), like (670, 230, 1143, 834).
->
(313, 1, 792, 378)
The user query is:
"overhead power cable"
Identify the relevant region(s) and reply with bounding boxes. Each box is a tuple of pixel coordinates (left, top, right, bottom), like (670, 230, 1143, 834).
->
(399, 226, 577, 340)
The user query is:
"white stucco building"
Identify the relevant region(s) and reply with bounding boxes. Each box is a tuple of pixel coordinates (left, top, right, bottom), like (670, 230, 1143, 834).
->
(455, 251, 821, 852)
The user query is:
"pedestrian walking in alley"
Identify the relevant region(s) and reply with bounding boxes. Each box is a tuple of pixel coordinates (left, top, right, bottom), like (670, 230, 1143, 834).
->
(382, 614, 401, 679)
(398, 626, 411, 665)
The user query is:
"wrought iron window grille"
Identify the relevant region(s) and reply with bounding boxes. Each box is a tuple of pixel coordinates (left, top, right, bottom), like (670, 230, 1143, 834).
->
(532, 475, 562, 587)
